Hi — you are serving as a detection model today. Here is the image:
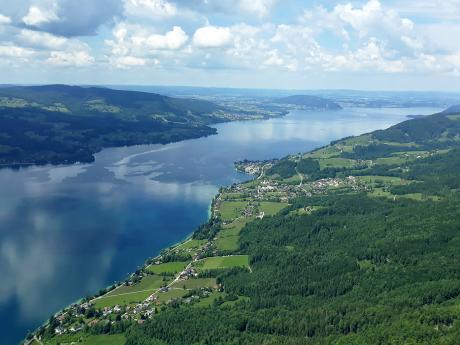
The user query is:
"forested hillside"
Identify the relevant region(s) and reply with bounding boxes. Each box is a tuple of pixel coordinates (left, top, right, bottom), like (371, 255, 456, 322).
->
(0, 85, 287, 167)
(31, 108, 460, 345)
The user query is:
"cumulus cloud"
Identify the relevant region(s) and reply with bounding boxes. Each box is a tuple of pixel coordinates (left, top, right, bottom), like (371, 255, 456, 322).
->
(113, 56, 147, 68)
(0, 44, 34, 58)
(237, 0, 277, 18)
(19, 29, 68, 50)
(145, 26, 188, 50)
(22, 4, 59, 26)
(19, 0, 123, 37)
(0, 14, 12, 25)
(46, 50, 95, 66)
(174, 0, 277, 18)
(193, 25, 232, 48)
(301, 0, 422, 52)
(105, 23, 189, 68)
(124, 0, 177, 18)
(1, 0, 460, 84)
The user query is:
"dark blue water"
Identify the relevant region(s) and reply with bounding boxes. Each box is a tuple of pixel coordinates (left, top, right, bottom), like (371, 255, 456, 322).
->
(0, 107, 442, 344)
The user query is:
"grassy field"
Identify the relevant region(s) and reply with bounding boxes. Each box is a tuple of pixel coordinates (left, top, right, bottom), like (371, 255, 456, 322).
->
(215, 218, 251, 251)
(156, 289, 188, 303)
(171, 278, 216, 290)
(318, 157, 356, 169)
(219, 201, 247, 221)
(94, 290, 153, 309)
(374, 156, 407, 165)
(105, 275, 165, 297)
(282, 174, 301, 184)
(172, 239, 207, 256)
(191, 291, 222, 308)
(305, 145, 341, 159)
(194, 255, 250, 271)
(94, 275, 167, 308)
(358, 175, 405, 185)
(147, 261, 189, 275)
(44, 333, 125, 345)
(83, 335, 126, 345)
(258, 201, 289, 216)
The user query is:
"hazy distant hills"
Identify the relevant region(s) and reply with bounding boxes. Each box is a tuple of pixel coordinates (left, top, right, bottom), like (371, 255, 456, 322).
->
(441, 104, 460, 115)
(273, 95, 342, 110)
(0, 84, 220, 122)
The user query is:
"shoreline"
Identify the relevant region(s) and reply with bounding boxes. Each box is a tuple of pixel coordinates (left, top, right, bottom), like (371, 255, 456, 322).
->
(17, 106, 435, 344)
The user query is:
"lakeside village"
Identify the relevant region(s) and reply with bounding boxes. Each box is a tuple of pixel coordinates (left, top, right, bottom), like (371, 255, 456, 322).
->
(29, 154, 390, 344)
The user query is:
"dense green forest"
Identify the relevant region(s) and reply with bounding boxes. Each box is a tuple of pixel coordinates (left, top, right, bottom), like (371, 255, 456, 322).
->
(31, 108, 460, 344)
(0, 85, 226, 165)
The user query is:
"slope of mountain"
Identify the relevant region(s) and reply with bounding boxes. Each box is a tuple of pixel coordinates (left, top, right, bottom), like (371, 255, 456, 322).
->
(442, 104, 460, 115)
(273, 94, 342, 110)
(32, 107, 460, 344)
(0, 85, 226, 166)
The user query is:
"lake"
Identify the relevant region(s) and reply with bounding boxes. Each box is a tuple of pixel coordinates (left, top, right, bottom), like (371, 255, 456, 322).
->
(0, 107, 442, 344)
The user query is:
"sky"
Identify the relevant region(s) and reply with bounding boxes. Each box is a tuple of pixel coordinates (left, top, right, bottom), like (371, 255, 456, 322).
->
(0, 0, 459, 91)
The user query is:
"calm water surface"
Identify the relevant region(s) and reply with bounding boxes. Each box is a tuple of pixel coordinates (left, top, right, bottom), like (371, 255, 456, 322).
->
(0, 107, 441, 344)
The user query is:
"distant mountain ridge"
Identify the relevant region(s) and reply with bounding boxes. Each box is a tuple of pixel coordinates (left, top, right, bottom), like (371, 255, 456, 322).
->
(441, 104, 460, 115)
(273, 94, 342, 110)
(0, 84, 220, 120)
(0, 85, 227, 166)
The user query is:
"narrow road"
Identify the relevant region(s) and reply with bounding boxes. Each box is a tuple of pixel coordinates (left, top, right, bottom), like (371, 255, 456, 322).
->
(257, 164, 267, 180)
(295, 167, 303, 187)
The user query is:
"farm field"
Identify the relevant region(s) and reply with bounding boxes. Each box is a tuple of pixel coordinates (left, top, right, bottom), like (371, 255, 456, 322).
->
(44, 334, 125, 345)
(258, 201, 289, 216)
(215, 218, 251, 251)
(156, 289, 188, 302)
(93, 275, 167, 308)
(105, 275, 165, 296)
(318, 157, 356, 169)
(147, 261, 189, 275)
(171, 278, 216, 290)
(194, 255, 250, 271)
(93, 290, 152, 309)
(219, 201, 247, 221)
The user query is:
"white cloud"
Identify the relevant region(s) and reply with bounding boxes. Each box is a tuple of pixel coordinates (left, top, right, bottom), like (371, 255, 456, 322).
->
(113, 56, 147, 68)
(144, 26, 188, 50)
(22, 4, 59, 26)
(301, 0, 421, 52)
(0, 44, 34, 58)
(105, 23, 188, 68)
(124, 0, 177, 18)
(395, 0, 460, 20)
(0, 14, 11, 25)
(173, 0, 277, 18)
(19, 29, 68, 50)
(263, 49, 283, 66)
(47, 50, 95, 66)
(193, 26, 232, 48)
(238, 0, 277, 18)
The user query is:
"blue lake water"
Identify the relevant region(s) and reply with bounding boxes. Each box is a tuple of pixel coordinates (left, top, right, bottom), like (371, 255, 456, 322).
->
(0, 107, 442, 344)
